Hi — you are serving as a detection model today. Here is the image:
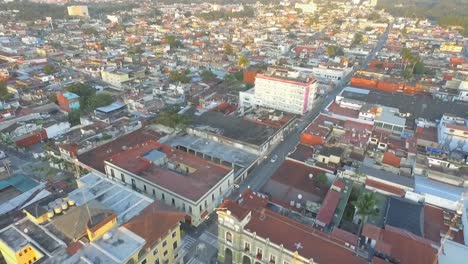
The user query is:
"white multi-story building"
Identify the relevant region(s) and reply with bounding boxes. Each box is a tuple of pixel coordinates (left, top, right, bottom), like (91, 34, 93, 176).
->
(295, 0, 317, 14)
(240, 68, 318, 115)
(438, 114, 468, 152)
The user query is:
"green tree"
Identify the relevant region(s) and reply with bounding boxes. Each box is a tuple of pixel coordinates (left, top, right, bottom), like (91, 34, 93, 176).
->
(0, 82, 12, 100)
(43, 65, 55, 75)
(85, 93, 114, 111)
(352, 33, 363, 46)
(165, 36, 183, 49)
(352, 192, 378, 233)
(68, 110, 81, 126)
(327, 45, 344, 57)
(238, 55, 249, 69)
(154, 110, 191, 129)
(49, 93, 58, 104)
(201, 70, 216, 82)
(83, 27, 98, 36)
(224, 43, 233, 55)
(169, 70, 190, 84)
(413, 61, 425, 75)
(313, 173, 329, 186)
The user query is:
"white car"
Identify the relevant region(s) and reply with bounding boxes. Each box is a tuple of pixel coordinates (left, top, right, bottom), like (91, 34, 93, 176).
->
(270, 155, 278, 163)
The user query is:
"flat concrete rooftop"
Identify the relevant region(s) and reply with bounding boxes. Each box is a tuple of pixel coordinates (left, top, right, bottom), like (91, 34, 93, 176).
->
(67, 173, 152, 223)
(342, 89, 468, 120)
(184, 107, 277, 146)
(164, 134, 258, 168)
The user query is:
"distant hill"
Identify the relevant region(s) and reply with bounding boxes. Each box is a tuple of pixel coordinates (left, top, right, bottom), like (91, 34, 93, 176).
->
(377, 0, 468, 36)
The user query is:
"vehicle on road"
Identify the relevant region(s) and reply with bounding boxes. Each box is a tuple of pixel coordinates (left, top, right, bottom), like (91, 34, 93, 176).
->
(270, 155, 278, 163)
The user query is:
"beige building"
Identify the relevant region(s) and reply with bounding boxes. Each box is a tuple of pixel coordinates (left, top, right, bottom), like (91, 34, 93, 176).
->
(67, 5, 89, 17)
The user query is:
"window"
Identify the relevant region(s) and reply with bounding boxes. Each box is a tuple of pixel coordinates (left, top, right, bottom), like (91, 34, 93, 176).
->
(204, 200, 207, 208)
(182, 203, 186, 212)
(189, 206, 192, 214)
(270, 254, 276, 264)
(142, 260, 147, 264)
(226, 232, 233, 243)
(155, 259, 160, 264)
(162, 193, 165, 201)
(172, 198, 175, 206)
(163, 250, 168, 257)
(111, 169, 115, 177)
(121, 173, 125, 183)
(212, 193, 215, 201)
(153, 249, 158, 256)
(172, 231, 176, 238)
(153, 189, 156, 197)
(162, 240, 167, 247)
(244, 241, 251, 252)
(173, 241, 178, 250)
(256, 248, 263, 260)
(144, 185, 147, 193)
(199, 204, 203, 212)
(219, 187, 222, 194)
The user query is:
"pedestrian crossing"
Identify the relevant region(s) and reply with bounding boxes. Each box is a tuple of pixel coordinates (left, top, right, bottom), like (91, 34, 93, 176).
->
(199, 232, 218, 248)
(186, 257, 205, 264)
(182, 235, 197, 250)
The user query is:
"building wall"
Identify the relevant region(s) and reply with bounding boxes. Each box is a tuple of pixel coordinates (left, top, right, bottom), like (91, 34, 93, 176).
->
(0, 242, 43, 264)
(253, 76, 317, 115)
(217, 211, 311, 264)
(86, 215, 117, 242)
(105, 162, 234, 227)
(147, 223, 183, 264)
(67, 6, 89, 17)
(101, 71, 130, 88)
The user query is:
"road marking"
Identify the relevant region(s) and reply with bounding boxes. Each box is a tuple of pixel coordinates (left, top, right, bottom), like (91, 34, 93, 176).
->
(199, 232, 218, 248)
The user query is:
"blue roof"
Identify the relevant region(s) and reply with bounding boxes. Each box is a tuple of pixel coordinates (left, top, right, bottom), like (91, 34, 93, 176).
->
(95, 102, 126, 113)
(63, 92, 80, 100)
(343, 86, 370, 95)
(0, 175, 39, 193)
(414, 176, 464, 202)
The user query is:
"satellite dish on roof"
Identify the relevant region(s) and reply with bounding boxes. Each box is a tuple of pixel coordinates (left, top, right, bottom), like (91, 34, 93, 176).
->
(298, 194, 303, 200)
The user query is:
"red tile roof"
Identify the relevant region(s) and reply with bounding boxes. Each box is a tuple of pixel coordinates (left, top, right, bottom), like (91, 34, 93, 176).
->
(365, 224, 438, 264)
(78, 129, 161, 172)
(327, 102, 360, 118)
(316, 180, 344, 226)
(108, 140, 232, 201)
(123, 202, 185, 250)
(366, 179, 406, 196)
(261, 160, 329, 204)
(382, 152, 401, 168)
(423, 204, 464, 245)
(231, 197, 365, 264)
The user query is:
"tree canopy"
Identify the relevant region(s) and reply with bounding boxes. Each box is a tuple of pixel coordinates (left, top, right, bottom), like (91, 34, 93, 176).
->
(169, 70, 191, 84)
(154, 110, 191, 129)
(327, 45, 344, 57)
(0, 82, 12, 100)
(238, 55, 249, 68)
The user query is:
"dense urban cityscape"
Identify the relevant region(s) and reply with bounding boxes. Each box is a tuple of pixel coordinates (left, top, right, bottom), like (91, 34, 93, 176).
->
(0, 0, 467, 263)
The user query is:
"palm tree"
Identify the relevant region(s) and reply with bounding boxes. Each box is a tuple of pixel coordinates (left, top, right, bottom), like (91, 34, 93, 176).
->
(400, 48, 413, 71)
(352, 192, 378, 234)
(238, 55, 249, 69)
